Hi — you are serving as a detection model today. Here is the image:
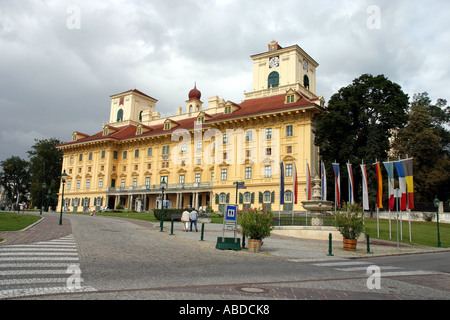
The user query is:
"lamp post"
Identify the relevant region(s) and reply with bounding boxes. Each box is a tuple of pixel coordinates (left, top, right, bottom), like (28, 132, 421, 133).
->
(40, 182, 47, 216)
(59, 170, 68, 226)
(160, 182, 167, 232)
(433, 195, 441, 248)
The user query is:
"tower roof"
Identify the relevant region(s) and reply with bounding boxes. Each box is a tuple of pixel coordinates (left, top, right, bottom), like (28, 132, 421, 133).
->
(188, 84, 201, 101)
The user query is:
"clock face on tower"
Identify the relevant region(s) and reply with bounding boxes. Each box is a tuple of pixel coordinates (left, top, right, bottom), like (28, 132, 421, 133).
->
(269, 56, 279, 68)
(303, 59, 308, 71)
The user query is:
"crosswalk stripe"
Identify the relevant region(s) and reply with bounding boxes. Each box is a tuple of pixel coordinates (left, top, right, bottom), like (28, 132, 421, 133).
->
(335, 266, 401, 272)
(0, 234, 96, 299)
(312, 261, 370, 267)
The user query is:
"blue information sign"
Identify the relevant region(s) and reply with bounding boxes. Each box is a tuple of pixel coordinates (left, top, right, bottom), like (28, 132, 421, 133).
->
(225, 204, 238, 222)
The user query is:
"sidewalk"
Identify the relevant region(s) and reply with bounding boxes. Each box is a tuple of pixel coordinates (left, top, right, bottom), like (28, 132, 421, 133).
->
(0, 211, 72, 245)
(158, 220, 450, 260)
(1, 212, 448, 260)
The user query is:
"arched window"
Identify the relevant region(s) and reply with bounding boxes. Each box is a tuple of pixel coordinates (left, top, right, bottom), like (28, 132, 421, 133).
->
(264, 191, 271, 202)
(285, 190, 292, 202)
(303, 75, 310, 89)
(139, 111, 143, 121)
(268, 71, 279, 88)
(117, 109, 123, 122)
(220, 192, 227, 203)
(244, 192, 251, 203)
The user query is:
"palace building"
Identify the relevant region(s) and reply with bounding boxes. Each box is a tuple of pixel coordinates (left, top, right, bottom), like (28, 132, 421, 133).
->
(57, 41, 326, 213)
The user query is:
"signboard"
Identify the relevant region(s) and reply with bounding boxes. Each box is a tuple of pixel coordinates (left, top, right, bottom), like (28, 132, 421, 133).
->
(216, 204, 241, 250)
(225, 204, 238, 222)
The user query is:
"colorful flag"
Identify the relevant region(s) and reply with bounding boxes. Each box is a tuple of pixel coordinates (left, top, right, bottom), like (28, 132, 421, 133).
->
(394, 161, 407, 211)
(306, 160, 311, 200)
(374, 162, 383, 209)
(401, 158, 414, 209)
(321, 161, 327, 201)
(383, 161, 395, 210)
(332, 163, 340, 207)
(293, 161, 298, 204)
(361, 164, 369, 210)
(279, 162, 284, 205)
(347, 162, 354, 204)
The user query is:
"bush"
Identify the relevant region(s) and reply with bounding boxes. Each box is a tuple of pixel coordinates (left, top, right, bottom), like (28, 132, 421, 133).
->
(239, 207, 274, 240)
(153, 208, 184, 221)
(334, 202, 365, 240)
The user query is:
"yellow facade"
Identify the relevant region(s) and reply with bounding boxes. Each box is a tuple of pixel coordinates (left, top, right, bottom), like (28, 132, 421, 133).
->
(57, 41, 325, 213)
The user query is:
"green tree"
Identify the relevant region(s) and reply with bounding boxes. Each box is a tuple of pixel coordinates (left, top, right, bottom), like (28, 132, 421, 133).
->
(28, 138, 63, 210)
(314, 74, 409, 208)
(0, 156, 31, 208)
(392, 93, 450, 202)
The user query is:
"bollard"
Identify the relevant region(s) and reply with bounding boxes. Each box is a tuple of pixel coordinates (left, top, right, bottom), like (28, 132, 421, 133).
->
(242, 232, 246, 249)
(170, 219, 174, 235)
(327, 233, 334, 256)
(200, 223, 205, 241)
(366, 234, 372, 253)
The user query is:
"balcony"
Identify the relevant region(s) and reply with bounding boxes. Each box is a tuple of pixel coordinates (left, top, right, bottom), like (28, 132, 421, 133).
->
(107, 182, 212, 193)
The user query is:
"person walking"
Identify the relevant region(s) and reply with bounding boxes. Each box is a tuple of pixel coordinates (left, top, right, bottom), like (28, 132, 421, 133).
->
(181, 207, 190, 232)
(189, 208, 198, 232)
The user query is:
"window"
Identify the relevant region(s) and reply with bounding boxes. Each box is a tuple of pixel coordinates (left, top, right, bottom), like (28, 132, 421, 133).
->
(285, 164, 293, 177)
(101, 150, 105, 159)
(304, 75, 310, 89)
(285, 190, 292, 202)
(223, 134, 228, 145)
(265, 165, 272, 178)
(286, 146, 292, 153)
(220, 193, 226, 203)
(79, 154, 83, 161)
(147, 148, 152, 156)
(244, 192, 251, 203)
(197, 141, 202, 151)
(121, 179, 125, 188)
(145, 177, 150, 187)
(123, 151, 127, 159)
(113, 151, 118, 159)
(134, 165, 138, 171)
(245, 167, 252, 179)
(164, 122, 171, 130)
(135, 149, 139, 158)
(266, 148, 272, 156)
(117, 109, 123, 122)
(268, 71, 279, 88)
(221, 169, 227, 181)
(70, 155, 73, 163)
(160, 176, 168, 184)
(179, 175, 185, 184)
(123, 166, 126, 172)
(67, 181, 71, 190)
(99, 178, 103, 188)
(88, 152, 92, 161)
(195, 174, 201, 183)
(162, 145, 170, 155)
(286, 125, 293, 137)
(224, 106, 232, 114)
(264, 191, 271, 202)
(197, 116, 204, 124)
(76, 180, 80, 189)
(181, 143, 186, 153)
(265, 128, 272, 139)
(245, 130, 252, 142)
(132, 178, 137, 188)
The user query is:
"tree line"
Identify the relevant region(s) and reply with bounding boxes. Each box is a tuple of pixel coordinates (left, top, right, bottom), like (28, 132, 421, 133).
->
(0, 138, 63, 210)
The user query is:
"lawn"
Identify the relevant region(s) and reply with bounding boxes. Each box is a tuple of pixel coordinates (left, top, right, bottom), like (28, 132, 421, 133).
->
(0, 212, 42, 232)
(364, 218, 449, 248)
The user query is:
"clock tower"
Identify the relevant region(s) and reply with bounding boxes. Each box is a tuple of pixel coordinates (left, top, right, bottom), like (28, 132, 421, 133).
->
(245, 40, 319, 100)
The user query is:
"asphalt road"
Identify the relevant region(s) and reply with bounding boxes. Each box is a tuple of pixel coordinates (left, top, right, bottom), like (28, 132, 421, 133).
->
(3, 213, 449, 309)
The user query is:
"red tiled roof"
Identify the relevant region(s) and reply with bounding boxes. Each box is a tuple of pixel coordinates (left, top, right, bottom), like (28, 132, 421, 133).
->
(58, 92, 322, 148)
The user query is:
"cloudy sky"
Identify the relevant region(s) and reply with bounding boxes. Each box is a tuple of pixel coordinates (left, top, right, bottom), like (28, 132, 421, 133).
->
(0, 0, 449, 163)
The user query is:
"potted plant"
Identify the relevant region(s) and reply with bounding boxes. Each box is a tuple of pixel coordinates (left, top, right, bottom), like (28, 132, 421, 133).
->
(239, 207, 274, 252)
(334, 202, 365, 250)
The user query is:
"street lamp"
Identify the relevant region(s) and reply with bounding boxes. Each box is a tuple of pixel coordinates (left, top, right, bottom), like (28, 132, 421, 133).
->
(40, 182, 47, 216)
(433, 195, 441, 247)
(59, 170, 68, 226)
(160, 181, 167, 232)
